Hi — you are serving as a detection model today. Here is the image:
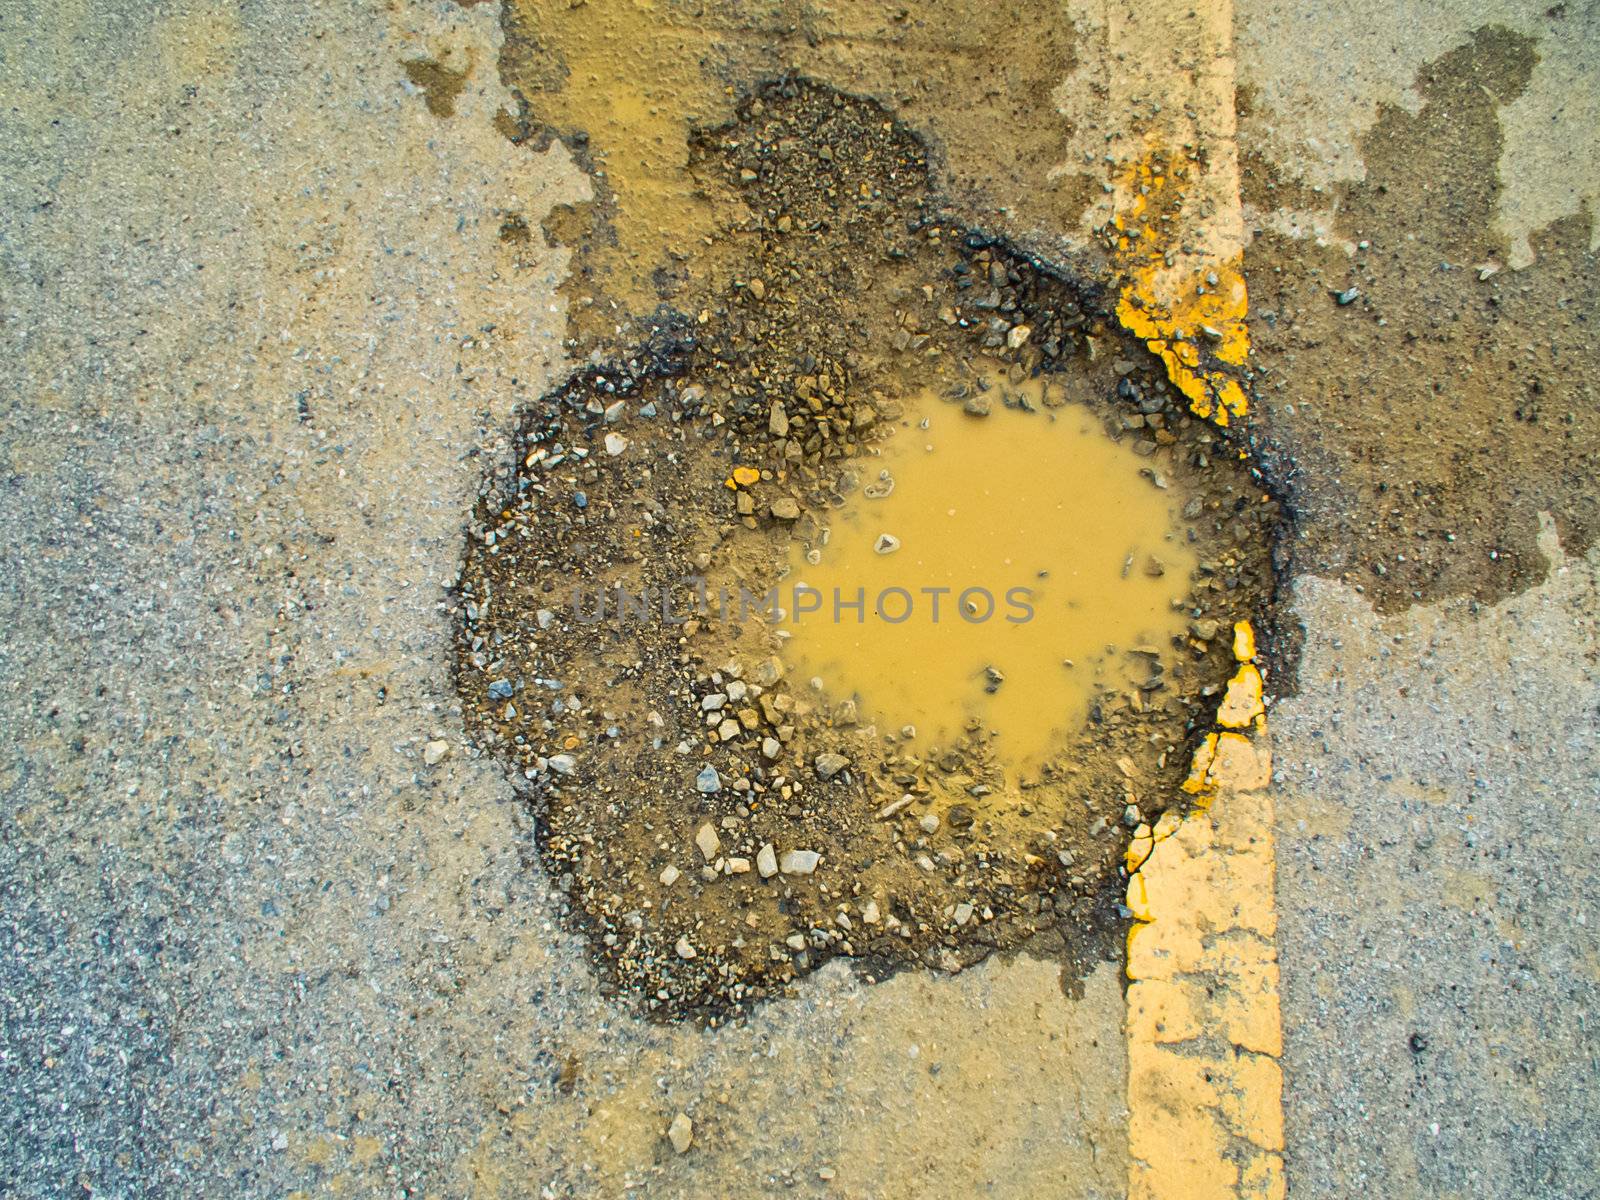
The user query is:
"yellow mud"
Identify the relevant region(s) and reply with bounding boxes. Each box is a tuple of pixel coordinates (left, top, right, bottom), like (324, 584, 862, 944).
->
(781, 373, 1196, 764)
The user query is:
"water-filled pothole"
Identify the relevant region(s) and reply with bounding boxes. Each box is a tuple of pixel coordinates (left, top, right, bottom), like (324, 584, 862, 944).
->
(452, 79, 1284, 1022)
(781, 368, 1199, 768)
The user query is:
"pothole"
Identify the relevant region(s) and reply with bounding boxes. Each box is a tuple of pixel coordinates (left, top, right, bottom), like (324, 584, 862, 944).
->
(451, 78, 1284, 1022)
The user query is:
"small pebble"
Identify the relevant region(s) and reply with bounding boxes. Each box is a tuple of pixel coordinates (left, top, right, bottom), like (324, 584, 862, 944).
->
(668, 1113, 694, 1154)
(696, 823, 721, 861)
(757, 843, 779, 878)
(814, 752, 850, 779)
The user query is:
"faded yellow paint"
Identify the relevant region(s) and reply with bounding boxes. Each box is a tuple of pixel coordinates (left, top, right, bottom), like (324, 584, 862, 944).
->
(1123, 120, 1285, 1164)
(1125, 713, 1283, 1200)
(1180, 726, 1272, 802)
(1113, 154, 1252, 426)
(1182, 732, 1222, 799)
(1096, 0, 1252, 430)
(1217, 663, 1267, 729)
(1234, 619, 1258, 662)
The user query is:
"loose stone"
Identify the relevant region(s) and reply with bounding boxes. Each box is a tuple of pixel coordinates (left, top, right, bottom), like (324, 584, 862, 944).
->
(668, 1114, 694, 1155)
(814, 752, 850, 779)
(781, 849, 820, 875)
(696, 823, 721, 861)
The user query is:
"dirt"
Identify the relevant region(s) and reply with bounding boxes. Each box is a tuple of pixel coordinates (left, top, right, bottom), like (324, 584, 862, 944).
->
(491, 0, 1114, 349)
(403, 53, 473, 118)
(1240, 25, 1600, 613)
(451, 78, 1285, 1021)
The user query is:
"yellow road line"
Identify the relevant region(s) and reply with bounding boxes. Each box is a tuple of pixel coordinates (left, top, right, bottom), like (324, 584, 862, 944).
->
(1125, 626, 1283, 1200)
(1093, 0, 1253, 426)
(1095, 1, 1286, 1194)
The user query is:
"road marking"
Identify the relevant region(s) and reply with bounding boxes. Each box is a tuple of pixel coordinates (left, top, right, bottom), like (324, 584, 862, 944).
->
(1098, 1, 1286, 1194)
(1094, 0, 1253, 427)
(1125, 624, 1283, 1199)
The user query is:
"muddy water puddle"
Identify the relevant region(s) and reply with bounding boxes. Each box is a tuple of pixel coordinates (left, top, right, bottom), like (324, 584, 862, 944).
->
(783, 374, 1196, 765)
(451, 77, 1284, 1021)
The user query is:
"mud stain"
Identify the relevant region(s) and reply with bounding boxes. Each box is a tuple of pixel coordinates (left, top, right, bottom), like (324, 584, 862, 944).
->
(403, 53, 471, 118)
(495, 0, 1107, 346)
(1242, 25, 1600, 612)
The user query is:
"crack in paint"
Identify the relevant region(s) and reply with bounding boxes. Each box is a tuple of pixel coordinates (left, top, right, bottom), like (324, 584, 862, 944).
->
(1124, 622, 1282, 1200)
(1111, 151, 1253, 426)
